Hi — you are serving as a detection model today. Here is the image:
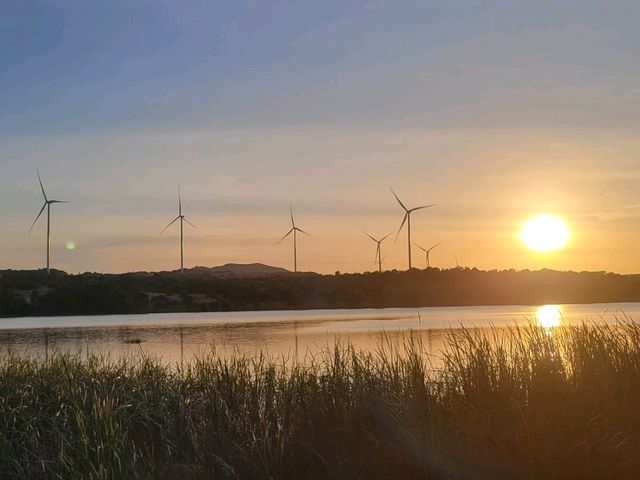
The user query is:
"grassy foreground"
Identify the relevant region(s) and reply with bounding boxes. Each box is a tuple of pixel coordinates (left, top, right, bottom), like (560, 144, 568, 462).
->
(2, 323, 640, 479)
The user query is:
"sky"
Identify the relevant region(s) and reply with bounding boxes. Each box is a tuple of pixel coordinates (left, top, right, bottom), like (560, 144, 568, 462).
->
(2, 0, 640, 274)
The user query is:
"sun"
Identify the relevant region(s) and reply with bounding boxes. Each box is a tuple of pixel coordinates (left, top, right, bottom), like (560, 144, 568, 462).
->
(520, 214, 570, 252)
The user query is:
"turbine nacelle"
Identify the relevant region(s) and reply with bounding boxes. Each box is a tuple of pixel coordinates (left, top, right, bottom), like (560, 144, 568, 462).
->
(363, 231, 392, 264)
(160, 187, 197, 234)
(277, 226, 309, 244)
(415, 241, 442, 255)
(415, 241, 442, 268)
(363, 231, 393, 245)
(29, 171, 70, 234)
(390, 188, 435, 241)
(279, 204, 310, 243)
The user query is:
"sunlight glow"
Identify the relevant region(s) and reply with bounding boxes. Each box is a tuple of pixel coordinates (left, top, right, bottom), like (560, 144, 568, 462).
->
(520, 215, 570, 252)
(536, 305, 562, 329)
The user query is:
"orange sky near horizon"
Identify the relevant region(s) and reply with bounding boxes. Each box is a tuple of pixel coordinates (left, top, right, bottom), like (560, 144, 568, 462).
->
(2, 125, 638, 275)
(2, 2, 640, 275)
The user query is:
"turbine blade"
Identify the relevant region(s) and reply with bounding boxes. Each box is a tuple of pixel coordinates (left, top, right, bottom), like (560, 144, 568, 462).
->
(428, 241, 442, 252)
(178, 186, 182, 216)
(183, 217, 197, 229)
(295, 227, 310, 236)
(36, 169, 48, 202)
(277, 228, 294, 244)
(159, 216, 180, 234)
(363, 231, 378, 243)
(395, 212, 408, 241)
(414, 243, 428, 253)
(28, 203, 47, 234)
(380, 231, 394, 242)
(410, 204, 436, 212)
(49, 200, 69, 204)
(376, 244, 381, 262)
(389, 187, 407, 211)
(290, 202, 295, 227)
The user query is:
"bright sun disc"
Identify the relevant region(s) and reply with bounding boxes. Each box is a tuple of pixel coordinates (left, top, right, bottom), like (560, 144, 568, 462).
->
(520, 215, 569, 252)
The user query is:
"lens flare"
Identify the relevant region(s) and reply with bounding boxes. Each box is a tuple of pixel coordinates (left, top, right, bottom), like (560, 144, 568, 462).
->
(65, 241, 76, 251)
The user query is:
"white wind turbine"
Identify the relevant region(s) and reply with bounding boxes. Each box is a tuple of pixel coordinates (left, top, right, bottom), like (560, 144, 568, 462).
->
(415, 241, 441, 269)
(364, 231, 392, 274)
(28, 170, 69, 274)
(390, 188, 435, 270)
(278, 203, 309, 273)
(160, 186, 196, 273)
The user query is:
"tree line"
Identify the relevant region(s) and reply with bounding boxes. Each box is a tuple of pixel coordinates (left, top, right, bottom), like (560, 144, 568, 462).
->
(1, 267, 640, 317)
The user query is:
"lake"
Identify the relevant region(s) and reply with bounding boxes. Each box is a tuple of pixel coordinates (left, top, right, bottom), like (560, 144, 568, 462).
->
(0, 302, 637, 363)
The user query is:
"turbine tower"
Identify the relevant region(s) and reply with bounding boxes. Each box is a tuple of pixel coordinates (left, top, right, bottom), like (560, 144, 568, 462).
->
(160, 186, 196, 273)
(390, 188, 435, 270)
(29, 170, 69, 274)
(415, 241, 441, 269)
(278, 203, 309, 273)
(364, 231, 392, 274)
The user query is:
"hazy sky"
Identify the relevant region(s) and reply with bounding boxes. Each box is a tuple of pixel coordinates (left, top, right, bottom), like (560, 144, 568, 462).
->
(2, 1, 640, 274)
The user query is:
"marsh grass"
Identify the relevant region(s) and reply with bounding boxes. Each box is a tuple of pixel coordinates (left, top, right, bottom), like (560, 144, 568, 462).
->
(1, 321, 640, 479)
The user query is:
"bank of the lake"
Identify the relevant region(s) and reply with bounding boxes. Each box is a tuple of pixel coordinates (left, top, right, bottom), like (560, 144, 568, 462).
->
(2, 322, 639, 479)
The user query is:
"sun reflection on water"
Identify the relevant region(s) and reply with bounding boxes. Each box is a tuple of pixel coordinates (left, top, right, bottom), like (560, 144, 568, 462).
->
(536, 305, 562, 329)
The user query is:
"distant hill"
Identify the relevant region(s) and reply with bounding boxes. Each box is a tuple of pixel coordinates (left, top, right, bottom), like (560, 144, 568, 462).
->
(187, 263, 291, 277)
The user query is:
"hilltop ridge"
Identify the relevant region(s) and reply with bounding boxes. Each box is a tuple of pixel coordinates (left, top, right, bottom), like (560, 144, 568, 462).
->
(186, 263, 292, 277)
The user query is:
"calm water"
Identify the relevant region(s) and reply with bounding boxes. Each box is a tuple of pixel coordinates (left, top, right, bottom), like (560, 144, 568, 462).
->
(0, 303, 637, 363)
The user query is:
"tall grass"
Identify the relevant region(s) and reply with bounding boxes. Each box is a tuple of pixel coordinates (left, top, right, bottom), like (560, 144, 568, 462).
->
(1, 322, 640, 479)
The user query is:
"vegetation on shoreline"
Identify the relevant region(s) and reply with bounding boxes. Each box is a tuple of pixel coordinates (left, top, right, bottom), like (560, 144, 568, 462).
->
(2, 322, 640, 479)
(3, 267, 640, 317)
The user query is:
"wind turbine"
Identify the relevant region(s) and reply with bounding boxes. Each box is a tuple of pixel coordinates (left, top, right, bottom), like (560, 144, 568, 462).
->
(29, 170, 69, 274)
(415, 241, 441, 269)
(278, 203, 309, 273)
(390, 188, 435, 270)
(364, 231, 392, 273)
(160, 186, 196, 273)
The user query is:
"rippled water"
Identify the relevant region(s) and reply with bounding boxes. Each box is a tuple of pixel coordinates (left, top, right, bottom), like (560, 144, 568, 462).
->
(0, 302, 637, 363)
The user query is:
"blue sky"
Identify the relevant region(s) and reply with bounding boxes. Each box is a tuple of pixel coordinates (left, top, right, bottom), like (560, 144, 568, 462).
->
(2, 1, 498, 133)
(2, 1, 640, 273)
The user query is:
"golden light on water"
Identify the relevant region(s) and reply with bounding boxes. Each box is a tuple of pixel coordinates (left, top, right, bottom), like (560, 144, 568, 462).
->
(536, 305, 562, 329)
(520, 215, 570, 252)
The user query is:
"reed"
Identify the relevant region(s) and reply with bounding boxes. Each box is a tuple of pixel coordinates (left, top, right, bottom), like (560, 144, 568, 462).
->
(1, 321, 639, 479)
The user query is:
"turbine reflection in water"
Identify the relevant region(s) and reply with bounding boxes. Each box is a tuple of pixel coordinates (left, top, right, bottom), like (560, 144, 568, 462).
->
(536, 305, 562, 329)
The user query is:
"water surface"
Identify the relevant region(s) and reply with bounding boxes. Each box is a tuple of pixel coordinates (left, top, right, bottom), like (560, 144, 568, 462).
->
(0, 303, 636, 363)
